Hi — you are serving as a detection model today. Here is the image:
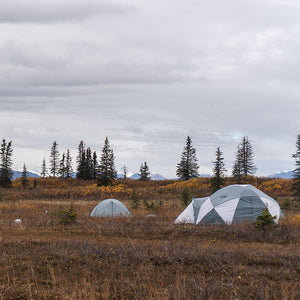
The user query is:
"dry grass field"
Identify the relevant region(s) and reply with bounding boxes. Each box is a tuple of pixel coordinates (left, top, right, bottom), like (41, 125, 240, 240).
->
(0, 177, 299, 299)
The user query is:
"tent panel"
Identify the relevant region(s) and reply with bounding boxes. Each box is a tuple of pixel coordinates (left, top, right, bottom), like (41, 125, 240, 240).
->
(193, 197, 208, 223)
(196, 198, 213, 224)
(198, 208, 225, 225)
(214, 198, 240, 223)
(91, 202, 113, 217)
(232, 196, 265, 223)
(90, 199, 131, 217)
(240, 187, 260, 198)
(174, 201, 195, 224)
(246, 185, 277, 203)
(111, 202, 131, 216)
(210, 185, 247, 206)
(260, 197, 281, 221)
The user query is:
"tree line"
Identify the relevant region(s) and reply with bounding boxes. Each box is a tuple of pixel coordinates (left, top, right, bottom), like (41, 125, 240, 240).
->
(0, 134, 300, 200)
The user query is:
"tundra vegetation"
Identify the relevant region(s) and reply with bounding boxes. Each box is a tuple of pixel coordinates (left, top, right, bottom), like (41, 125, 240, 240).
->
(0, 176, 299, 299)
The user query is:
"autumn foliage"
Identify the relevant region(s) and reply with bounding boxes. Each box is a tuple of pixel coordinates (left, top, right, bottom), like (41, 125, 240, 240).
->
(0, 176, 298, 299)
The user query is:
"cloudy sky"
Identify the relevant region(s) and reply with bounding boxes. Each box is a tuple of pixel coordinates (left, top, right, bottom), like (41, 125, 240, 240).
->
(1, 0, 300, 178)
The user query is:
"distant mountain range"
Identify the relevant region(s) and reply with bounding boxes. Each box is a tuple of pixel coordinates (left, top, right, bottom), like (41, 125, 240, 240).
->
(12, 170, 168, 181)
(12, 170, 40, 180)
(267, 170, 294, 179)
(13, 170, 294, 180)
(118, 173, 168, 180)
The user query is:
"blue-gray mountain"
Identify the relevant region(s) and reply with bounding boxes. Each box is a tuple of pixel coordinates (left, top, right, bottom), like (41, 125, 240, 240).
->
(267, 171, 294, 179)
(13, 170, 40, 180)
(119, 173, 167, 180)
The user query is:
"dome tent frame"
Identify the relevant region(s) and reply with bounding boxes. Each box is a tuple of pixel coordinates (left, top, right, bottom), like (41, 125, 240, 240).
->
(90, 199, 132, 218)
(175, 184, 283, 225)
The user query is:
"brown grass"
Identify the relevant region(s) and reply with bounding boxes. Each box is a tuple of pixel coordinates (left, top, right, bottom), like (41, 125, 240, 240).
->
(0, 198, 299, 299)
(0, 178, 299, 299)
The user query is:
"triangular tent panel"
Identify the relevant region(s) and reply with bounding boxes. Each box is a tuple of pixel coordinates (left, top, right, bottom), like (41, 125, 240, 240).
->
(174, 197, 208, 224)
(214, 198, 239, 224)
(260, 197, 281, 218)
(175, 184, 283, 225)
(196, 198, 214, 224)
(90, 199, 132, 218)
(193, 197, 208, 223)
(199, 208, 225, 225)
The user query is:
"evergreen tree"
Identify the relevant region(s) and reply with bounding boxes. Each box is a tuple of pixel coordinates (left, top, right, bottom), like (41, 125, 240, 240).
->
(84, 147, 93, 180)
(176, 136, 199, 180)
(40, 157, 48, 177)
(58, 153, 66, 178)
(232, 147, 243, 183)
(130, 189, 140, 209)
(292, 133, 300, 199)
(211, 147, 226, 192)
(65, 149, 73, 178)
(21, 163, 29, 187)
(254, 207, 276, 231)
(97, 137, 117, 186)
(92, 151, 98, 180)
(76, 141, 85, 179)
(232, 136, 256, 179)
(181, 186, 192, 206)
(122, 165, 128, 179)
(79, 147, 93, 180)
(49, 141, 59, 177)
(0, 139, 13, 188)
(139, 162, 151, 180)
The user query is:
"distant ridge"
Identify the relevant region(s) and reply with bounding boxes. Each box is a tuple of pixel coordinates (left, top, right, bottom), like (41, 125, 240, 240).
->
(128, 173, 167, 180)
(267, 170, 294, 179)
(11, 171, 211, 180)
(198, 174, 212, 178)
(13, 170, 40, 180)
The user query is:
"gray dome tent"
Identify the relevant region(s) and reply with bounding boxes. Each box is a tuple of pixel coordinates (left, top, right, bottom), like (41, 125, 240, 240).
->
(175, 184, 283, 225)
(90, 199, 132, 218)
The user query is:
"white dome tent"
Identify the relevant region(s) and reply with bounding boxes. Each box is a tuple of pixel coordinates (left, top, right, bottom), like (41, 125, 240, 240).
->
(90, 199, 132, 218)
(175, 184, 283, 225)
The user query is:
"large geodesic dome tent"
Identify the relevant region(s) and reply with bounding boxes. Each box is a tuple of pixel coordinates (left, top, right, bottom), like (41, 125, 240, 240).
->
(90, 199, 132, 218)
(175, 184, 283, 225)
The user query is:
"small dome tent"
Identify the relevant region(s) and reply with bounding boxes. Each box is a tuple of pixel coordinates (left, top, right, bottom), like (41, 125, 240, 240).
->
(175, 184, 283, 225)
(90, 199, 132, 218)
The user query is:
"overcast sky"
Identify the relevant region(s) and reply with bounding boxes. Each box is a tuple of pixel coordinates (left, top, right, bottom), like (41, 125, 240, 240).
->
(1, 0, 300, 178)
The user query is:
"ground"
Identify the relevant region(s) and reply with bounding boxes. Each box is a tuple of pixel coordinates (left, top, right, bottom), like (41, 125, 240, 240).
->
(0, 177, 299, 299)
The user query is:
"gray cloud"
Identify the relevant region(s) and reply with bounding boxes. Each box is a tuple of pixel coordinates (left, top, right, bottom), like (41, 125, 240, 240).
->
(0, 0, 299, 177)
(0, 0, 129, 23)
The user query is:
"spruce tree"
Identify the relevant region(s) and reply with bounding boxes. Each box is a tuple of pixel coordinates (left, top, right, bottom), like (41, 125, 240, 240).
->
(139, 162, 151, 180)
(176, 136, 199, 180)
(58, 153, 66, 178)
(49, 141, 59, 177)
(211, 147, 226, 192)
(65, 149, 73, 178)
(292, 133, 300, 199)
(76, 141, 85, 179)
(0, 139, 13, 188)
(84, 147, 93, 180)
(232, 147, 243, 183)
(21, 163, 28, 187)
(122, 165, 128, 179)
(232, 136, 256, 180)
(97, 137, 117, 186)
(40, 157, 48, 177)
(92, 151, 98, 180)
(79, 148, 93, 180)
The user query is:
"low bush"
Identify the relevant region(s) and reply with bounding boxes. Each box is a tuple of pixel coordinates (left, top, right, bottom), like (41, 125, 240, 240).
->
(53, 203, 78, 225)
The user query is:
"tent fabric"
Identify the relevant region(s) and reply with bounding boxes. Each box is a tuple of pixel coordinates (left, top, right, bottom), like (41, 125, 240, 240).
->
(175, 184, 283, 225)
(90, 199, 132, 218)
(174, 197, 208, 224)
